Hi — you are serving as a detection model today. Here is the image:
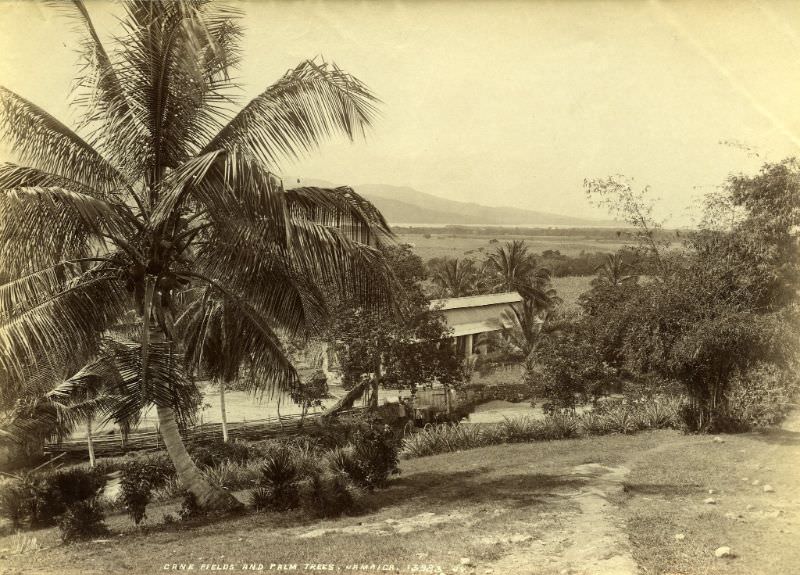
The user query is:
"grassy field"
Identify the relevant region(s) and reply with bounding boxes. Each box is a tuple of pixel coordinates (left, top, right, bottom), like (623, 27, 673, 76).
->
(3, 423, 797, 575)
(396, 231, 629, 261)
(550, 275, 593, 313)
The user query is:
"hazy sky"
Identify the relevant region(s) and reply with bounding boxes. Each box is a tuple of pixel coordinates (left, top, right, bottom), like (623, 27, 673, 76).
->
(1, 0, 800, 226)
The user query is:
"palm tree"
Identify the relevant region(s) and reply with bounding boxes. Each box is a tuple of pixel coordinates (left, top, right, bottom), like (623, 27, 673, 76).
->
(592, 253, 637, 288)
(0, 1, 393, 510)
(487, 240, 555, 308)
(175, 291, 278, 443)
(430, 257, 478, 297)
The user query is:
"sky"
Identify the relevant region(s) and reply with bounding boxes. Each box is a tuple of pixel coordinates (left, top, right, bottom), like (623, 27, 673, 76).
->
(1, 0, 800, 226)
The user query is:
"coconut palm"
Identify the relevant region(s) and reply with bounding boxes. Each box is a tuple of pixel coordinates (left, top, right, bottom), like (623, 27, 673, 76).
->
(593, 253, 638, 288)
(0, 1, 393, 510)
(486, 240, 556, 308)
(430, 257, 478, 298)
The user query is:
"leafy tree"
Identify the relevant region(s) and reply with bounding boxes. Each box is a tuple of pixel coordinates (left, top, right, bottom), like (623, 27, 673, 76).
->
(328, 245, 464, 409)
(581, 161, 800, 430)
(584, 175, 668, 276)
(0, 1, 392, 509)
(290, 370, 329, 423)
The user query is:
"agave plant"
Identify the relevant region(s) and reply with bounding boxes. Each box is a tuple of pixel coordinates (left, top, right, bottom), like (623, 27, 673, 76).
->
(0, 1, 393, 510)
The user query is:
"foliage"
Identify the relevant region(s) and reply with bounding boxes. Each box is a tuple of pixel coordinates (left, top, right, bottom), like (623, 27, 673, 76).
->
(486, 240, 557, 308)
(119, 455, 174, 525)
(254, 447, 301, 511)
(725, 363, 799, 429)
(525, 323, 617, 413)
(0, 466, 107, 529)
(335, 425, 400, 489)
(178, 491, 205, 521)
(301, 468, 360, 518)
(0, 480, 28, 529)
(330, 244, 465, 399)
(189, 439, 251, 469)
(428, 257, 481, 297)
(58, 499, 110, 543)
(289, 370, 329, 419)
(579, 162, 800, 430)
(0, 0, 394, 509)
(203, 460, 262, 491)
(401, 396, 683, 458)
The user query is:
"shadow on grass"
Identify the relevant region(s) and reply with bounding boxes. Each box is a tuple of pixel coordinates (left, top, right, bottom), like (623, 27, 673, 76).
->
(749, 428, 800, 446)
(363, 468, 586, 512)
(10, 467, 591, 546)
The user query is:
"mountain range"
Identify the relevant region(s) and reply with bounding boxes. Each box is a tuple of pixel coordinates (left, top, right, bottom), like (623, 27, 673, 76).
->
(294, 180, 616, 227)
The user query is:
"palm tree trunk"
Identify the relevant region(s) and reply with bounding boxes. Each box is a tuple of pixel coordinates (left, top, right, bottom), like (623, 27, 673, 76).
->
(156, 404, 241, 511)
(219, 378, 229, 443)
(86, 418, 95, 468)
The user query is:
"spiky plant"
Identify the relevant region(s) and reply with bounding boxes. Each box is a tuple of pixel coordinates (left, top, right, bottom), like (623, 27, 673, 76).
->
(0, 1, 393, 510)
(430, 257, 478, 298)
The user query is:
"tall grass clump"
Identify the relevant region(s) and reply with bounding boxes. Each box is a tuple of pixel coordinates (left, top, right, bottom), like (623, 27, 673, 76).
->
(401, 424, 489, 458)
(401, 395, 684, 458)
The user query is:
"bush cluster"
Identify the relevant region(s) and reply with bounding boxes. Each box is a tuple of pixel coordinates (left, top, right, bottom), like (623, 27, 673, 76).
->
(246, 420, 400, 517)
(401, 395, 684, 458)
(0, 466, 107, 530)
(58, 499, 110, 543)
(188, 439, 251, 469)
(119, 454, 175, 525)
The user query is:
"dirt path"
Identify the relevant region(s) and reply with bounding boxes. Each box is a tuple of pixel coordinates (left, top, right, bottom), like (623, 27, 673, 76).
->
(487, 463, 637, 575)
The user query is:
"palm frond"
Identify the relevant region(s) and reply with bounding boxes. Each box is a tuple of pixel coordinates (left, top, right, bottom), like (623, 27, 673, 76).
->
(0, 257, 120, 318)
(285, 186, 392, 246)
(203, 59, 379, 169)
(176, 273, 299, 397)
(0, 186, 129, 276)
(0, 86, 130, 196)
(111, 0, 243, 176)
(194, 234, 328, 338)
(0, 276, 126, 385)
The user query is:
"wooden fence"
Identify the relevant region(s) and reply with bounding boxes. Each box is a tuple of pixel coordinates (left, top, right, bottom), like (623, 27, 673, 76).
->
(43, 411, 329, 461)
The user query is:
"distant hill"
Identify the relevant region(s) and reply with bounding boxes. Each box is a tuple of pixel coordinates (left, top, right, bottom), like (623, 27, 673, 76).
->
(293, 179, 616, 227)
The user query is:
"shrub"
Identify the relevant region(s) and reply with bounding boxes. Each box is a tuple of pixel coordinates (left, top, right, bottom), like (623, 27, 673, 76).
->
(540, 413, 580, 439)
(637, 396, 683, 429)
(301, 468, 359, 518)
(58, 499, 109, 543)
(253, 448, 301, 512)
(204, 460, 262, 491)
(725, 364, 799, 429)
(44, 467, 106, 507)
(401, 423, 488, 458)
(0, 480, 28, 529)
(579, 412, 611, 436)
(248, 487, 272, 512)
(601, 408, 639, 434)
(526, 329, 617, 414)
(497, 417, 544, 443)
(119, 455, 174, 525)
(345, 426, 400, 489)
(189, 439, 251, 469)
(679, 403, 750, 434)
(0, 467, 106, 529)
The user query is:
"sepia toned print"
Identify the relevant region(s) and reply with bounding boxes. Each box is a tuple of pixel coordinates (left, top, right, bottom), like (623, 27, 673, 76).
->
(0, 1, 798, 574)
